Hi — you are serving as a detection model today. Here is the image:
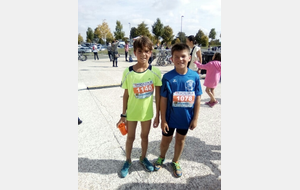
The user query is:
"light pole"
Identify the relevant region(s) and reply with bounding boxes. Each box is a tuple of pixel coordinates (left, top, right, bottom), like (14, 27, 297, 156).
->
(181, 15, 184, 33)
(129, 23, 131, 45)
(103, 19, 106, 44)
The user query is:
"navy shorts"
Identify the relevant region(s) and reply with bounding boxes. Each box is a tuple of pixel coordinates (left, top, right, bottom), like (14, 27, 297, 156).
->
(162, 127, 189, 137)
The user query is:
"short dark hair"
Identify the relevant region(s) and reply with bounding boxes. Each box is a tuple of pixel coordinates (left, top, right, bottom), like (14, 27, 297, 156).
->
(171, 43, 190, 56)
(213, 52, 221, 61)
(133, 36, 153, 51)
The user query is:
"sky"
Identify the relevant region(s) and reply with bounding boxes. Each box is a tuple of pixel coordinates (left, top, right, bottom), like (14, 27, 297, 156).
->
(78, 0, 221, 42)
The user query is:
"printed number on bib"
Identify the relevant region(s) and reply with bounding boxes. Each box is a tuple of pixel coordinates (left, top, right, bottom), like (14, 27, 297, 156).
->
(173, 91, 195, 107)
(133, 81, 154, 99)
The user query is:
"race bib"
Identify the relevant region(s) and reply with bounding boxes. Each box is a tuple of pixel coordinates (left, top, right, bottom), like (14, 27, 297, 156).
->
(133, 81, 154, 99)
(173, 91, 195, 107)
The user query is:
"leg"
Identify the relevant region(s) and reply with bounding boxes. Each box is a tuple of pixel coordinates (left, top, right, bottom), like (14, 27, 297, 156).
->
(205, 87, 216, 103)
(154, 128, 174, 171)
(120, 121, 137, 178)
(140, 120, 154, 172)
(125, 121, 138, 162)
(160, 135, 173, 158)
(140, 120, 152, 160)
(173, 132, 187, 163)
(115, 59, 118, 67)
(171, 129, 188, 178)
(211, 88, 215, 100)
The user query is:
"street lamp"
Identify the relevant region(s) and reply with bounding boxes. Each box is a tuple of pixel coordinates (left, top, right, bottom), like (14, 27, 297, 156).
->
(129, 23, 131, 45)
(181, 15, 184, 33)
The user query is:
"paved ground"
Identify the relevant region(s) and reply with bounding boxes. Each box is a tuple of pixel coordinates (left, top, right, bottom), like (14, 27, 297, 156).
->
(78, 55, 221, 190)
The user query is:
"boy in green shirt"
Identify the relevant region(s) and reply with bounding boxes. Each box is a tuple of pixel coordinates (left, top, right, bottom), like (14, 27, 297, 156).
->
(116, 36, 162, 178)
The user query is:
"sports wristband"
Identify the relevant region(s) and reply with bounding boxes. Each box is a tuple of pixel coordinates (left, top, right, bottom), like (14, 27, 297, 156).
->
(120, 114, 127, 118)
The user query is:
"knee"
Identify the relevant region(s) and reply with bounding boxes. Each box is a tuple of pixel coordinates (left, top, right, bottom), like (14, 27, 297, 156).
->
(175, 136, 185, 145)
(161, 136, 172, 146)
(127, 135, 135, 143)
(140, 133, 149, 141)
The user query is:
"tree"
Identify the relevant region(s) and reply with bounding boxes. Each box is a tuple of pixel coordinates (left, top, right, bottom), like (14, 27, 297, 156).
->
(200, 35, 209, 47)
(177, 32, 186, 43)
(161, 25, 174, 46)
(86, 27, 94, 43)
(172, 37, 181, 45)
(209, 28, 216, 40)
(114, 20, 125, 40)
(152, 18, 164, 43)
(136, 22, 152, 38)
(195, 29, 205, 45)
(78, 33, 83, 44)
(94, 21, 113, 44)
(130, 27, 138, 39)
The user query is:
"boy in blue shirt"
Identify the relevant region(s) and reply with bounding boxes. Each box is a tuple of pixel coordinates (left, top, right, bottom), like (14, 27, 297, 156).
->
(154, 43, 202, 177)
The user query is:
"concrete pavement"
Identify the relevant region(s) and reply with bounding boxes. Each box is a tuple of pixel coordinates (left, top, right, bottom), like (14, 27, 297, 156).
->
(78, 55, 221, 190)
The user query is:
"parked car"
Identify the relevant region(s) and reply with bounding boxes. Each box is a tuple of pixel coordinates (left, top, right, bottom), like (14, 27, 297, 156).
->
(78, 47, 92, 53)
(100, 45, 107, 51)
(118, 44, 124, 48)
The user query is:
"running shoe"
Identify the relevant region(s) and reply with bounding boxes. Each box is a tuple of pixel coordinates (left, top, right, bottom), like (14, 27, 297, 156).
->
(154, 157, 165, 171)
(171, 162, 182, 177)
(140, 156, 154, 172)
(120, 161, 131, 178)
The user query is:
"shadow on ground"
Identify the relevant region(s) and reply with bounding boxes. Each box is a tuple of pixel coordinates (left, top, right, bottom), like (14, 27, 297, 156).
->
(78, 136, 220, 177)
(116, 174, 221, 190)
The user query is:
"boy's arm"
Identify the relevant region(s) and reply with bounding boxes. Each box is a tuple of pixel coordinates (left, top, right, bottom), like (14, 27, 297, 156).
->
(189, 95, 201, 130)
(153, 86, 161, 128)
(160, 96, 169, 134)
(122, 89, 129, 115)
(116, 89, 128, 127)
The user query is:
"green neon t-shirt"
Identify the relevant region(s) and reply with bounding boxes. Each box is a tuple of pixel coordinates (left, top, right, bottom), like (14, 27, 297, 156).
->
(121, 65, 162, 121)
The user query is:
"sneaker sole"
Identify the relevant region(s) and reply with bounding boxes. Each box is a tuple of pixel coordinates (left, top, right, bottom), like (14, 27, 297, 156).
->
(154, 164, 163, 171)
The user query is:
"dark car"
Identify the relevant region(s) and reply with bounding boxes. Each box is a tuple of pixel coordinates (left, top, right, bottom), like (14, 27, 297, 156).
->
(200, 51, 215, 74)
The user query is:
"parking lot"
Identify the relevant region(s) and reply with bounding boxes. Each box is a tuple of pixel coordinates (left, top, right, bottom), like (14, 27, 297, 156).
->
(78, 57, 221, 190)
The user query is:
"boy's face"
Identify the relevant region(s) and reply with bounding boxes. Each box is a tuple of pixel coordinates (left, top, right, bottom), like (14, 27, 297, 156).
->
(171, 49, 191, 69)
(134, 47, 152, 64)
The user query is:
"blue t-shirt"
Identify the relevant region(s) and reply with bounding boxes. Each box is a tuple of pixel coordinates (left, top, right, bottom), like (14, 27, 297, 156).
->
(160, 69, 202, 129)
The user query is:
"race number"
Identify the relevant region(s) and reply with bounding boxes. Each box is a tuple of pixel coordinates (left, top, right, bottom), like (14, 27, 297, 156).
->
(173, 91, 195, 107)
(133, 81, 154, 99)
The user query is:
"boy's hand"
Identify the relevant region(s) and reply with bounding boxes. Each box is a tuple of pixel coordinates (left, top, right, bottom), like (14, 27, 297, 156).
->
(153, 115, 160, 128)
(161, 121, 169, 134)
(116, 117, 127, 128)
(189, 119, 197, 130)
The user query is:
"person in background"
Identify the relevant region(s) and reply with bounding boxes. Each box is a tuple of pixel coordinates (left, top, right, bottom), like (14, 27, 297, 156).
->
(107, 42, 112, 62)
(194, 52, 221, 108)
(111, 40, 120, 67)
(92, 43, 99, 60)
(124, 41, 129, 61)
(186, 35, 202, 75)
